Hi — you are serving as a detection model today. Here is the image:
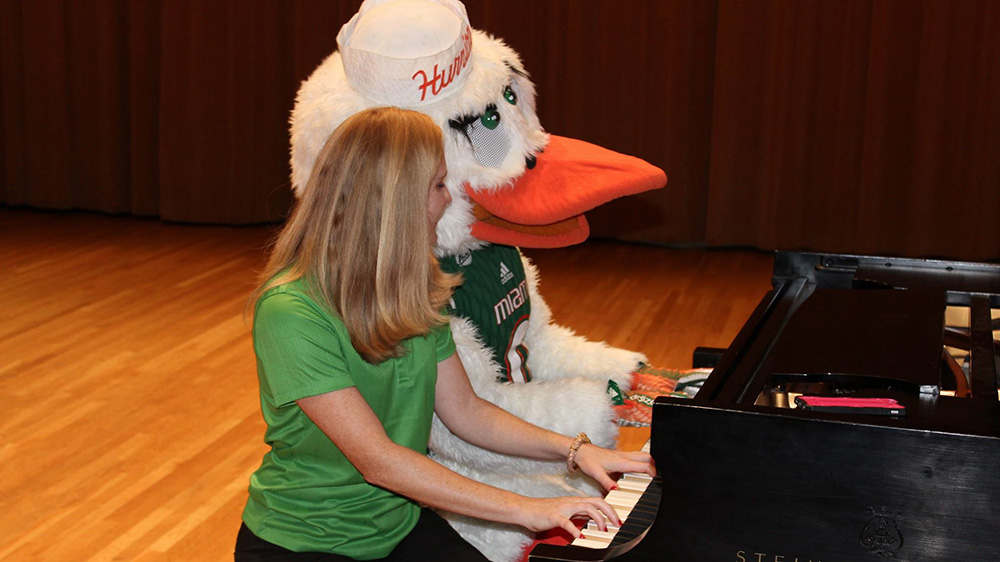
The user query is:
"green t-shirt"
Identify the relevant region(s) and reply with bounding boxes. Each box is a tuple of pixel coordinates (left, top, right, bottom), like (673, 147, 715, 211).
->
(242, 278, 456, 559)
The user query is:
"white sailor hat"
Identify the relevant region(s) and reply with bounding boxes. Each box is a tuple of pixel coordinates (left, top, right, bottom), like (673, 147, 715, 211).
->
(337, 0, 474, 107)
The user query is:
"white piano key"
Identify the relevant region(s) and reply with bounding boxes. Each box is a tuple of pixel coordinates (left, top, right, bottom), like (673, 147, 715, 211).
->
(571, 536, 613, 549)
(605, 489, 641, 509)
(618, 474, 652, 493)
(587, 519, 620, 532)
(615, 478, 649, 491)
(611, 505, 631, 521)
(579, 526, 617, 540)
(623, 471, 653, 482)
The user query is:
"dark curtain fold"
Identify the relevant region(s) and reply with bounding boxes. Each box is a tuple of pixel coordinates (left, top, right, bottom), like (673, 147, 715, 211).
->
(157, 0, 295, 223)
(1, 0, 998, 260)
(706, 0, 1000, 261)
(127, 0, 161, 217)
(2, 0, 130, 213)
(0, 0, 355, 224)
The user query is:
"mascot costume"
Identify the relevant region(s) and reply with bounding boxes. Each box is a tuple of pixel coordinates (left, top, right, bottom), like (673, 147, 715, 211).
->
(290, 1, 704, 560)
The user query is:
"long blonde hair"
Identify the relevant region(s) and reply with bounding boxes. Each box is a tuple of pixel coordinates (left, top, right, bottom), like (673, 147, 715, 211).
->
(254, 107, 459, 363)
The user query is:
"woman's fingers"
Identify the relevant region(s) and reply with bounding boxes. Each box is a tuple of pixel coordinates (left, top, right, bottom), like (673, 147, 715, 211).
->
(576, 498, 619, 530)
(559, 516, 582, 539)
(595, 498, 621, 528)
(591, 470, 619, 493)
(523, 496, 624, 537)
(611, 451, 654, 474)
(624, 451, 657, 476)
(575, 446, 656, 491)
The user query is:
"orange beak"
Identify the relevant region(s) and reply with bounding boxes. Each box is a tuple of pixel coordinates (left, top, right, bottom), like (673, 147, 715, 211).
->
(465, 135, 667, 248)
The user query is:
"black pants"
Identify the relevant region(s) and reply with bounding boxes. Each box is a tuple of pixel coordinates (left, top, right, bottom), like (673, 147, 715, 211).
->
(235, 509, 490, 562)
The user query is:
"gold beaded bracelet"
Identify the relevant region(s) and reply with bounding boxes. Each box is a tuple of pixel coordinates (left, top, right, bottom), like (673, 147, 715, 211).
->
(566, 432, 591, 473)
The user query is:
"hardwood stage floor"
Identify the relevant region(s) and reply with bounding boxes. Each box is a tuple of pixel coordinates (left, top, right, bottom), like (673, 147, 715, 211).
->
(0, 207, 773, 561)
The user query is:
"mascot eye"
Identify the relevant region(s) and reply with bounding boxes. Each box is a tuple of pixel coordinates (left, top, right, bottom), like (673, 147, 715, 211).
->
(503, 85, 518, 105)
(480, 106, 501, 130)
(447, 104, 512, 168)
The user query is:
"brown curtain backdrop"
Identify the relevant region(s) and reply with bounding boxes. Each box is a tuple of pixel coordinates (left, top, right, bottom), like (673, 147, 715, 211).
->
(0, 0, 355, 224)
(2, 0, 998, 260)
(706, 0, 1000, 261)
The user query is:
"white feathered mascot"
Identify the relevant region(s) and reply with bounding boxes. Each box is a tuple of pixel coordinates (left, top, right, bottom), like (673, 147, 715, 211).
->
(290, 1, 668, 560)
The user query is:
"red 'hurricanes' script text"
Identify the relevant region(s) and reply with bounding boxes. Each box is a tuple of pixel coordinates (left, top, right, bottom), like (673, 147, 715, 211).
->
(411, 26, 472, 101)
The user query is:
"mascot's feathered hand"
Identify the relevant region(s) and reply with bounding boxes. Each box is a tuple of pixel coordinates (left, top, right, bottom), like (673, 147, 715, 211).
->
(290, 1, 669, 560)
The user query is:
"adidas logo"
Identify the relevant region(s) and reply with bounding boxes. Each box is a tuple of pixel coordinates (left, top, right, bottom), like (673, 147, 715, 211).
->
(499, 261, 514, 284)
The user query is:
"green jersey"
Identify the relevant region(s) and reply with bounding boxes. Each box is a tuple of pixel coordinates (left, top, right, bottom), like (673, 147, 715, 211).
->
(440, 244, 532, 383)
(242, 278, 455, 559)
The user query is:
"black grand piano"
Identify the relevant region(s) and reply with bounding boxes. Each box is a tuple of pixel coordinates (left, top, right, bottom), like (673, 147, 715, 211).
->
(531, 251, 1000, 562)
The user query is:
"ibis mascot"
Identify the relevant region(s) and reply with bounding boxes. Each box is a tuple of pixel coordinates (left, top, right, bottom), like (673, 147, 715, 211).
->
(290, 1, 696, 559)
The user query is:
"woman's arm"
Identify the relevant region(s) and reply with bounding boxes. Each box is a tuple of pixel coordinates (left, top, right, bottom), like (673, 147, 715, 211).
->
(433, 353, 655, 492)
(297, 386, 619, 538)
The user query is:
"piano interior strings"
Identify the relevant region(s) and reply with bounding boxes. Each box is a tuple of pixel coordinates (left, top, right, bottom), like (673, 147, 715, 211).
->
(530, 251, 999, 562)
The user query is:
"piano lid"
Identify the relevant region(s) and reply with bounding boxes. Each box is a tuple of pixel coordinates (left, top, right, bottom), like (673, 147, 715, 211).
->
(769, 287, 946, 394)
(530, 251, 1000, 562)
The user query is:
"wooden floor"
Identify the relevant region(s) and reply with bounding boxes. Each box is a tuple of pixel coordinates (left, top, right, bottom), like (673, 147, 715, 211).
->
(0, 207, 774, 561)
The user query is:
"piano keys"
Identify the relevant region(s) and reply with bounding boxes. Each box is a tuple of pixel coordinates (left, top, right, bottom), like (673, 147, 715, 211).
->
(570, 441, 657, 551)
(530, 251, 1000, 562)
(531, 440, 663, 561)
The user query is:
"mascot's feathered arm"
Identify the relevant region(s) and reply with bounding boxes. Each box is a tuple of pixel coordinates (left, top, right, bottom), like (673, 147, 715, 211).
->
(428, 253, 649, 475)
(428, 314, 620, 475)
(520, 255, 646, 389)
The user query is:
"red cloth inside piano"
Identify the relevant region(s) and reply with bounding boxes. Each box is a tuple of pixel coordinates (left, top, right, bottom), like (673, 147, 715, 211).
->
(520, 527, 577, 562)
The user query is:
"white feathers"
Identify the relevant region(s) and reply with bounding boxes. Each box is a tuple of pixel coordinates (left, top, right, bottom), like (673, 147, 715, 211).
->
(289, 16, 645, 562)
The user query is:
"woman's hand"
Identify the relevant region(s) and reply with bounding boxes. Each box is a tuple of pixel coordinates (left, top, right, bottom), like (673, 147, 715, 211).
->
(573, 444, 656, 492)
(517, 496, 621, 538)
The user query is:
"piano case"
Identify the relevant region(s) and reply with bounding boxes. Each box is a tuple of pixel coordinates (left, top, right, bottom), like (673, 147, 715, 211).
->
(531, 251, 999, 562)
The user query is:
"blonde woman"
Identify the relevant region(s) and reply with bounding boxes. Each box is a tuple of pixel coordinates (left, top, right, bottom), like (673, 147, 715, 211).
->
(236, 107, 654, 561)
